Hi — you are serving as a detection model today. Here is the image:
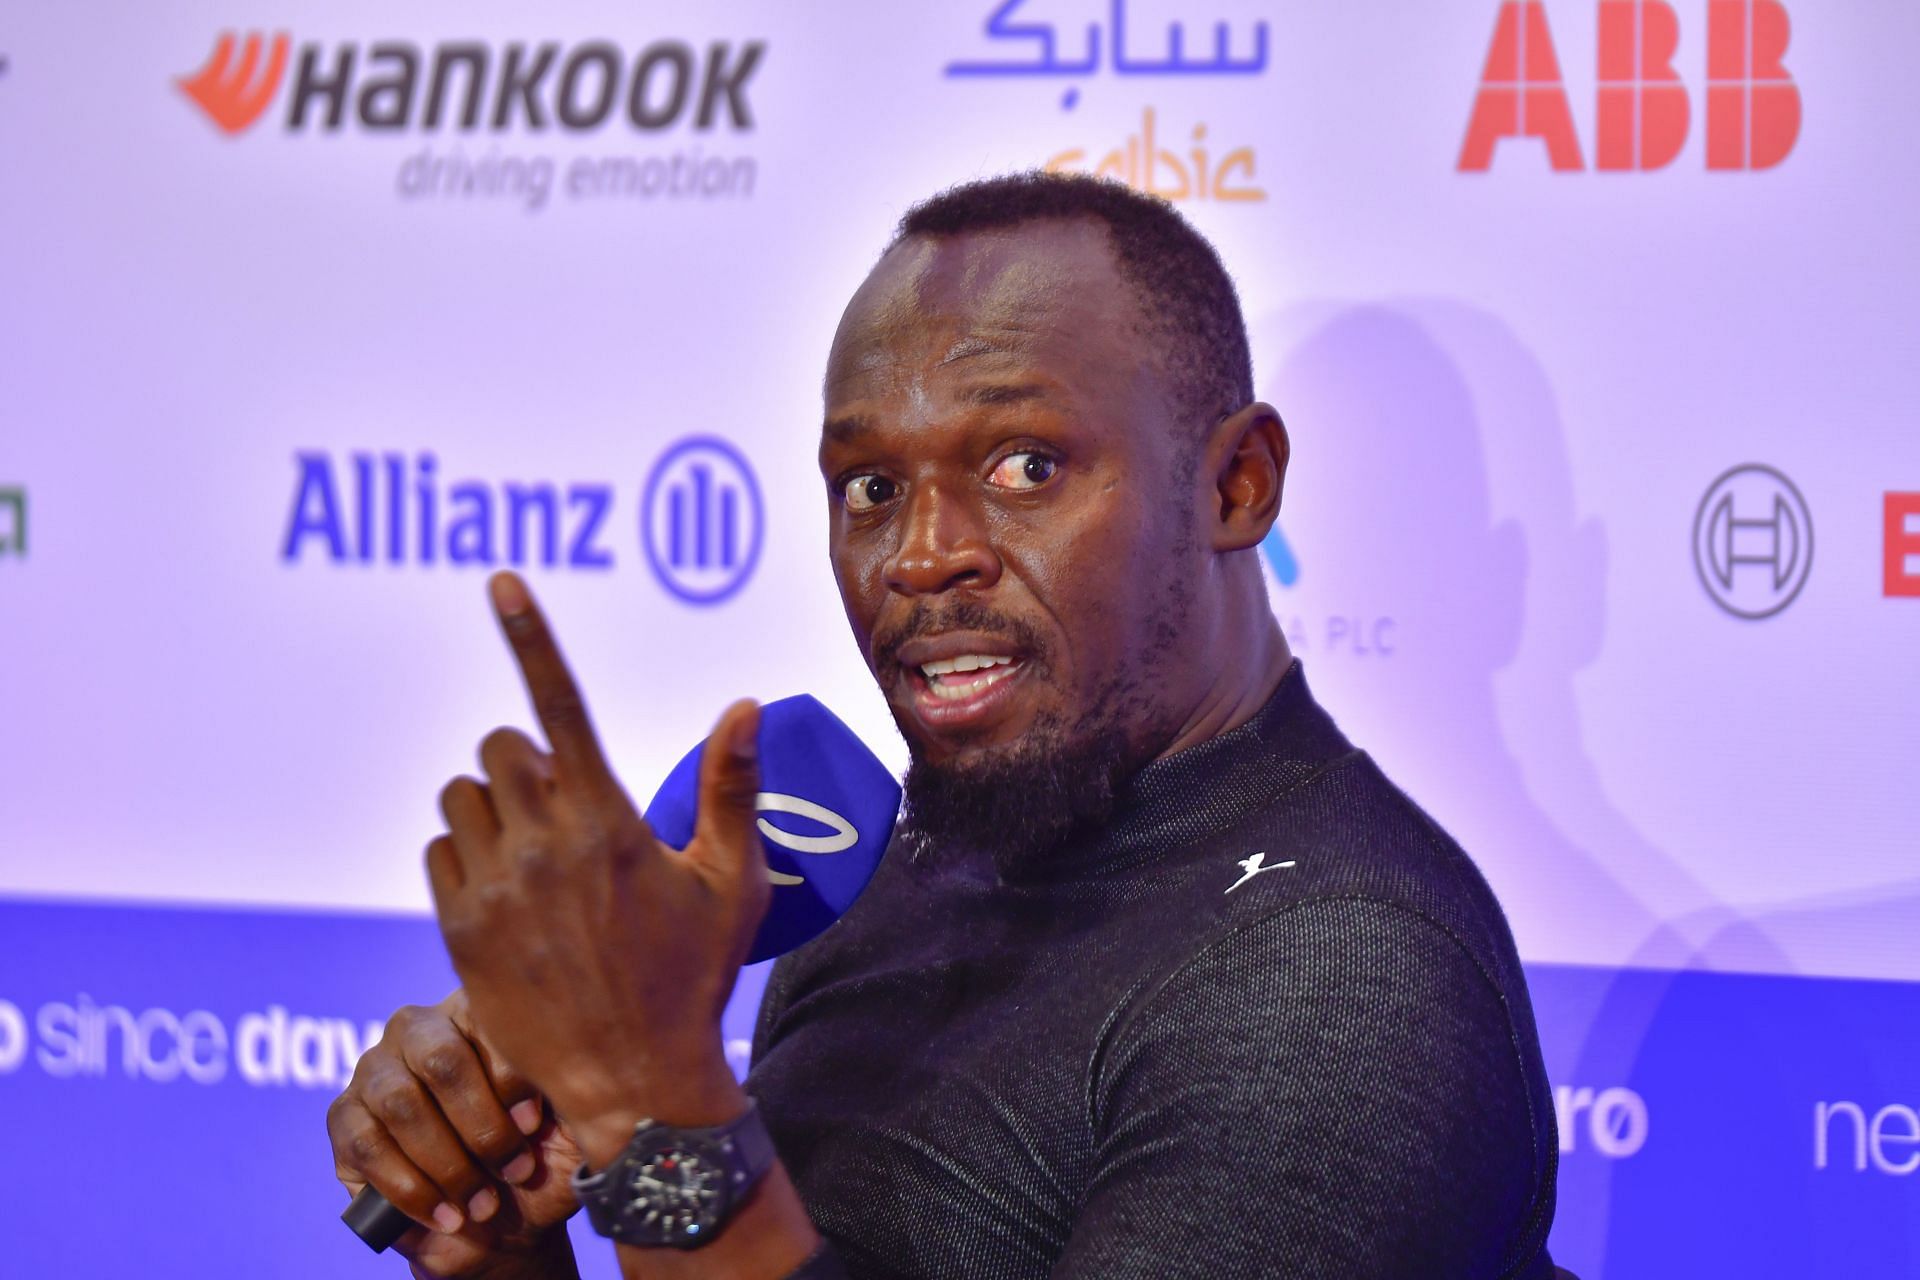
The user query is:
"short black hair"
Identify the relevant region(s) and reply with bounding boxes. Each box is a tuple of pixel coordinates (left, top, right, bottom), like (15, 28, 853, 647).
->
(893, 171, 1255, 435)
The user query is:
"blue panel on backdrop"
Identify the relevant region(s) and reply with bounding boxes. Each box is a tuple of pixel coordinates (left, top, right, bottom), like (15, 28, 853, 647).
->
(4, 898, 1918, 1278)
(1528, 964, 1920, 1278)
(0, 898, 770, 1280)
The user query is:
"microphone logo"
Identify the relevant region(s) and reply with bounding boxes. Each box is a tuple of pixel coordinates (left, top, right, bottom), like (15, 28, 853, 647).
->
(177, 31, 290, 135)
(755, 793, 859, 886)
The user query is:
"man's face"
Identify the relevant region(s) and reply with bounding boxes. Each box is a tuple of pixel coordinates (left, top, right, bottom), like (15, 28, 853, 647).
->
(819, 220, 1201, 853)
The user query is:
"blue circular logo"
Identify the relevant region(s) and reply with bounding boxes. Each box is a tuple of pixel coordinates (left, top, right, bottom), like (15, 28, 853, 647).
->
(640, 435, 765, 606)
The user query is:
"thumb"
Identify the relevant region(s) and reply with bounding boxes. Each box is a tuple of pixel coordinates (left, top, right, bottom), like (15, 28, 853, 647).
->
(692, 698, 764, 880)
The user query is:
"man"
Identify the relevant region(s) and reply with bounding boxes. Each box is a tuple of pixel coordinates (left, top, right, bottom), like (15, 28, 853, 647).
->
(328, 172, 1562, 1279)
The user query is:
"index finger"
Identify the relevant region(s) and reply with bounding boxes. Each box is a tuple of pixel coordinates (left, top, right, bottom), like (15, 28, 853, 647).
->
(487, 571, 614, 789)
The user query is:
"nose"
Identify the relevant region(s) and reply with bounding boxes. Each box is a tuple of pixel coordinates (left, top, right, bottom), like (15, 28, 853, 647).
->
(883, 481, 1001, 597)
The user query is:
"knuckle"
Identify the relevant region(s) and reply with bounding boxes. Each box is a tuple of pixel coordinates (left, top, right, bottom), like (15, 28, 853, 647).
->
(479, 726, 527, 763)
(414, 1043, 468, 1090)
(388, 1003, 428, 1032)
(326, 1090, 360, 1129)
(369, 1082, 425, 1130)
(344, 1126, 388, 1172)
(472, 880, 512, 914)
(440, 915, 485, 960)
(511, 841, 558, 882)
(467, 1122, 515, 1161)
(535, 689, 586, 730)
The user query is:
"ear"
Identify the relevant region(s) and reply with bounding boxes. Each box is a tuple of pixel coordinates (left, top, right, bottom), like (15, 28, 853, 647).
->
(1208, 402, 1289, 553)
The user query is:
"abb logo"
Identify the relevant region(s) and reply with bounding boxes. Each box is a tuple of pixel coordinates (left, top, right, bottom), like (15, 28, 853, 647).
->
(1887, 493, 1920, 599)
(178, 31, 289, 135)
(1460, 0, 1801, 172)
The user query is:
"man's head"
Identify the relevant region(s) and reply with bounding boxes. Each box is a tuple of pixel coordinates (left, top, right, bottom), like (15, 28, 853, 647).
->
(818, 172, 1288, 863)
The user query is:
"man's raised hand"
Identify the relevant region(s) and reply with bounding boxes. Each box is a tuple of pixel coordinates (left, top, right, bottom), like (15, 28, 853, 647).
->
(426, 572, 771, 1168)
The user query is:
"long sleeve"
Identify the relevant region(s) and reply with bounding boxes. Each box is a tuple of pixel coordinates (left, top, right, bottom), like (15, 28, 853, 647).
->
(1055, 897, 1557, 1280)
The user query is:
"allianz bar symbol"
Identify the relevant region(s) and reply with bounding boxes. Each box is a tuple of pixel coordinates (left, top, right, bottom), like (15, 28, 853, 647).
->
(641, 436, 764, 606)
(0, 486, 24, 559)
(668, 465, 739, 571)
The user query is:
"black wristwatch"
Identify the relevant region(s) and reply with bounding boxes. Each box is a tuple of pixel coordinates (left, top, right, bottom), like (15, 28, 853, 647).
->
(570, 1100, 777, 1249)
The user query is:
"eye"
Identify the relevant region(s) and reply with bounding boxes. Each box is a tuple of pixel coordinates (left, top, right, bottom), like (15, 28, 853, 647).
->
(988, 451, 1058, 491)
(841, 474, 899, 512)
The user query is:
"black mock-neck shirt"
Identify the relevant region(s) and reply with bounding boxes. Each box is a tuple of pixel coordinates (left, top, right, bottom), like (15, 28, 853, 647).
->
(748, 663, 1560, 1279)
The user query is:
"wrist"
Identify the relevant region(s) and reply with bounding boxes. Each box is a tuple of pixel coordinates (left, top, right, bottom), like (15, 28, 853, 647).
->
(566, 1070, 750, 1170)
(411, 1227, 578, 1280)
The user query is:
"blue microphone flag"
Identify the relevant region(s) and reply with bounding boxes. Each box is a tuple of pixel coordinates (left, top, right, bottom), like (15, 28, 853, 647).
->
(644, 694, 899, 963)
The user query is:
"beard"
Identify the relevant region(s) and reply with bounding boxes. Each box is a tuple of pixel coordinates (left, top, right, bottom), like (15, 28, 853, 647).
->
(884, 561, 1192, 871)
(898, 684, 1154, 871)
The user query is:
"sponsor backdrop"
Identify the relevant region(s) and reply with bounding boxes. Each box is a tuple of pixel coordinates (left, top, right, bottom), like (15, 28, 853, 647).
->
(1, 1, 1915, 1274)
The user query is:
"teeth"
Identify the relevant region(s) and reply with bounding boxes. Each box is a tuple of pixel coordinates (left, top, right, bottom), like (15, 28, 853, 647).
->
(925, 666, 1015, 700)
(920, 654, 1014, 679)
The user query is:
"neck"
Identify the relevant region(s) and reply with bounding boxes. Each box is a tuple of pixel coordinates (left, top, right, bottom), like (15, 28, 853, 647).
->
(1154, 601, 1293, 763)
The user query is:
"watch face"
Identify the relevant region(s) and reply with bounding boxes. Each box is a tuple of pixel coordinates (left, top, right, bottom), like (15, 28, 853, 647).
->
(622, 1141, 730, 1245)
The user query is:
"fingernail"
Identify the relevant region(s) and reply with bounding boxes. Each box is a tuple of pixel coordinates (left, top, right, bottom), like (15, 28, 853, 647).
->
(732, 704, 759, 760)
(510, 1098, 543, 1135)
(432, 1202, 464, 1234)
(490, 572, 531, 617)
(502, 1151, 537, 1184)
(468, 1187, 499, 1223)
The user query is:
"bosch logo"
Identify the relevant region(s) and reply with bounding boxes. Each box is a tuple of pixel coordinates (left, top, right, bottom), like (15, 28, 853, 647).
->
(1693, 463, 1813, 619)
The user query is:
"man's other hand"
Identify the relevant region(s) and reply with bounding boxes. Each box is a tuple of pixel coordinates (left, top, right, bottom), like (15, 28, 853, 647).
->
(426, 572, 769, 1165)
(327, 989, 583, 1277)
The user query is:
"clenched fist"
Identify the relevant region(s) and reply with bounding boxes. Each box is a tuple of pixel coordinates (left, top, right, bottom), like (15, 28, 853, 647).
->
(328, 989, 582, 1278)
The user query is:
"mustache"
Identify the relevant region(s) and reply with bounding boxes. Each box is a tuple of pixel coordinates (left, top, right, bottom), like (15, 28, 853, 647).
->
(872, 599, 1051, 676)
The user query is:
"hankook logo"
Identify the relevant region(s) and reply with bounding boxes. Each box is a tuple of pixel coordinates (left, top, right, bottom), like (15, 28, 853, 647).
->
(174, 31, 767, 210)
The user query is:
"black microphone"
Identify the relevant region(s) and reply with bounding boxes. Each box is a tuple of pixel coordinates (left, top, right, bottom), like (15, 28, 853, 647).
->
(343, 695, 898, 1251)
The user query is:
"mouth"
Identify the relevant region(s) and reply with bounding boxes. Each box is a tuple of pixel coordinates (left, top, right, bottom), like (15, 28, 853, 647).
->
(890, 633, 1033, 738)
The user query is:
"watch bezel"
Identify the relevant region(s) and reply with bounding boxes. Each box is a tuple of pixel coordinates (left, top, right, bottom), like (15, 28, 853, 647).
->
(573, 1106, 775, 1252)
(607, 1129, 739, 1249)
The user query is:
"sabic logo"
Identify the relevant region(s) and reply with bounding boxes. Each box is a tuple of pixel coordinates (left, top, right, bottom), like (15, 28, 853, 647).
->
(1460, 0, 1801, 172)
(174, 32, 763, 137)
(1693, 463, 1812, 619)
(1044, 108, 1265, 202)
(177, 31, 290, 135)
(945, 2, 1270, 204)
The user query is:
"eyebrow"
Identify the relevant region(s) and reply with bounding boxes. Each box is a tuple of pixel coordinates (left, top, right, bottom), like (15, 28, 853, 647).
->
(821, 413, 877, 446)
(959, 382, 1052, 408)
(822, 383, 1056, 445)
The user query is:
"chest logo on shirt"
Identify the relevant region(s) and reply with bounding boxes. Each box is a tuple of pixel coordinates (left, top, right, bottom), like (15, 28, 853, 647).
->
(1225, 851, 1294, 893)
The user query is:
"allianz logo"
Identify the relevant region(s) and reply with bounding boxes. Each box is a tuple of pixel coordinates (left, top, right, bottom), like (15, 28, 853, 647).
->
(754, 792, 857, 887)
(1555, 1084, 1649, 1159)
